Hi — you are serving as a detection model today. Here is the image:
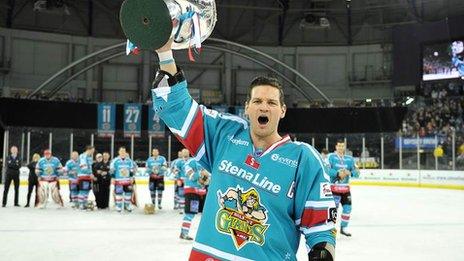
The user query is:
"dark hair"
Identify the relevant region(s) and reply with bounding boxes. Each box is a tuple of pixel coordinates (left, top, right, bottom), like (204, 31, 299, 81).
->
(85, 145, 94, 151)
(247, 76, 285, 106)
(336, 139, 345, 145)
(321, 148, 329, 154)
(119, 146, 126, 151)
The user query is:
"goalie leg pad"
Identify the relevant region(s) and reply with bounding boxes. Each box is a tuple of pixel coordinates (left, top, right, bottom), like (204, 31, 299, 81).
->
(49, 182, 63, 206)
(37, 181, 49, 206)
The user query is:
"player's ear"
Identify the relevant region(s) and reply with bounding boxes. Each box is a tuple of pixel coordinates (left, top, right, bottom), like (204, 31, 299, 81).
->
(244, 100, 250, 117)
(280, 104, 286, 119)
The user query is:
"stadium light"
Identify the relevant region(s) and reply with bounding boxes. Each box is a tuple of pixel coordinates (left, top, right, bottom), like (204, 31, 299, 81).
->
(405, 97, 415, 105)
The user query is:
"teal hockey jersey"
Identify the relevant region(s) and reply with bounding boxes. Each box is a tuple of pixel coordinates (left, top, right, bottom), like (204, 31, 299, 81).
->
(152, 79, 336, 261)
(64, 159, 79, 180)
(327, 153, 359, 194)
(145, 155, 167, 178)
(36, 156, 63, 181)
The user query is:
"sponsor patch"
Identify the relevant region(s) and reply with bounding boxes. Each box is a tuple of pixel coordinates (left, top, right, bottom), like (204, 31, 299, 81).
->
(320, 182, 333, 199)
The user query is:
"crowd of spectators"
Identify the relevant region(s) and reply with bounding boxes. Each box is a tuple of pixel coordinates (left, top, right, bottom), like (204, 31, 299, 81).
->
(402, 80, 464, 168)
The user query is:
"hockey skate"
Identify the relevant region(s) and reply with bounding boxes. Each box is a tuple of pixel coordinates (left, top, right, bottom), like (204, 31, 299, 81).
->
(179, 233, 193, 240)
(124, 204, 133, 213)
(340, 227, 352, 237)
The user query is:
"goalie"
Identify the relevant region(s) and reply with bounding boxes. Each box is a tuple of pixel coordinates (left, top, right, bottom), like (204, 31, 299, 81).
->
(35, 149, 64, 209)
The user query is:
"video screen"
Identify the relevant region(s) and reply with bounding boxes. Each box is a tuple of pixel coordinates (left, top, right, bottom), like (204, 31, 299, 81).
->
(422, 40, 464, 81)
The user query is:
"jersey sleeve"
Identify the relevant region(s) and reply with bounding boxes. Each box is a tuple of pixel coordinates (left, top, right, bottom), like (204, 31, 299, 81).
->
(79, 154, 89, 171)
(145, 158, 152, 174)
(184, 160, 194, 177)
(152, 80, 247, 173)
(109, 159, 116, 176)
(63, 161, 70, 173)
(326, 154, 339, 182)
(349, 157, 360, 178)
(130, 160, 138, 176)
(294, 145, 336, 252)
(35, 159, 43, 174)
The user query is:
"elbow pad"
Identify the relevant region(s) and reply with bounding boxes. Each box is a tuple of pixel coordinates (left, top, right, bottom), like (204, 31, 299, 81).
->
(308, 242, 335, 261)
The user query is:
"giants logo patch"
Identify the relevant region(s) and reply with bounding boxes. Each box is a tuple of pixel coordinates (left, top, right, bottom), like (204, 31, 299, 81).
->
(216, 187, 269, 250)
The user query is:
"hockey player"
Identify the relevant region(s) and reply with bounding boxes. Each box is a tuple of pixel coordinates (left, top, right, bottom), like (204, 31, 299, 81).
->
(35, 149, 64, 209)
(145, 148, 167, 209)
(327, 140, 360, 237)
(63, 151, 80, 208)
(174, 149, 189, 214)
(150, 39, 336, 261)
(77, 146, 95, 210)
(170, 151, 183, 209)
(110, 147, 137, 213)
(179, 157, 208, 240)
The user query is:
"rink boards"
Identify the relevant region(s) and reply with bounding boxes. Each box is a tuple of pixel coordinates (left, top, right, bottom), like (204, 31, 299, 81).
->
(352, 169, 464, 190)
(14, 167, 464, 190)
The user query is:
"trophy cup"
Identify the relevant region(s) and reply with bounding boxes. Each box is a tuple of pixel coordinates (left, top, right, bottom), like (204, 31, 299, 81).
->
(120, 0, 217, 53)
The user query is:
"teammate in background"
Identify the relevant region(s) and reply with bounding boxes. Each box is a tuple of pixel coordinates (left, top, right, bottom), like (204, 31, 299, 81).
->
(110, 147, 137, 213)
(63, 151, 80, 208)
(35, 149, 64, 209)
(151, 39, 336, 260)
(77, 146, 95, 210)
(327, 140, 360, 237)
(174, 149, 189, 214)
(170, 151, 183, 210)
(180, 156, 208, 240)
(146, 148, 167, 209)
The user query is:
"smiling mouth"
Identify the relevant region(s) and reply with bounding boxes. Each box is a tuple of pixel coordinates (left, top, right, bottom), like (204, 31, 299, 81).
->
(258, 116, 269, 125)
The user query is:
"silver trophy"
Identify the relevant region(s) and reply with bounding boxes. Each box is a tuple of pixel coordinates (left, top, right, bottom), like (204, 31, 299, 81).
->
(120, 0, 217, 51)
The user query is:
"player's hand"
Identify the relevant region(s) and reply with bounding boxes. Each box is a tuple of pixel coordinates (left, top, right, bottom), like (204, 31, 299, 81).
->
(155, 37, 174, 53)
(338, 169, 348, 180)
(344, 169, 351, 177)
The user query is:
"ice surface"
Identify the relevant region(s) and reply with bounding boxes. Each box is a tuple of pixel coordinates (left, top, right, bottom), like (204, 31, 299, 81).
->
(0, 184, 463, 261)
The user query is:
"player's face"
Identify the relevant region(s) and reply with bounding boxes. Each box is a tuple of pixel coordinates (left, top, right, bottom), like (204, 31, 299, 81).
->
(44, 150, 51, 159)
(336, 142, 345, 154)
(182, 149, 190, 158)
(10, 146, 18, 155)
(88, 148, 95, 156)
(103, 153, 110, 161)
(245, 85, 286, 139)
(71, 152, 78, 161)
(119, 149, 126, 158)
(152, 149, 159, 157)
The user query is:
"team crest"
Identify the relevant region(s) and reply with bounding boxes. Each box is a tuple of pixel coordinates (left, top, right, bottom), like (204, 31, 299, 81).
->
(120, 168, 129, 177)
(216, 186, 269, 250)
(45, 166, 53, 175)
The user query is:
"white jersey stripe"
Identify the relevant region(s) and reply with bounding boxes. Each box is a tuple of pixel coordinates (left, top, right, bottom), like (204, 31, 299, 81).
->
(261, 135, 291, 157)
(300, 222, 335, 234)
(169, 100, 199, 138)
(305, 200, 336, 208)
(192, 242, 254, 261)
(194, 144, 206, 162)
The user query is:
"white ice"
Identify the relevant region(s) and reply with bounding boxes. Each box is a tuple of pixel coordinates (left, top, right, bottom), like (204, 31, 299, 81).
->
(0, 184, 463, 261)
